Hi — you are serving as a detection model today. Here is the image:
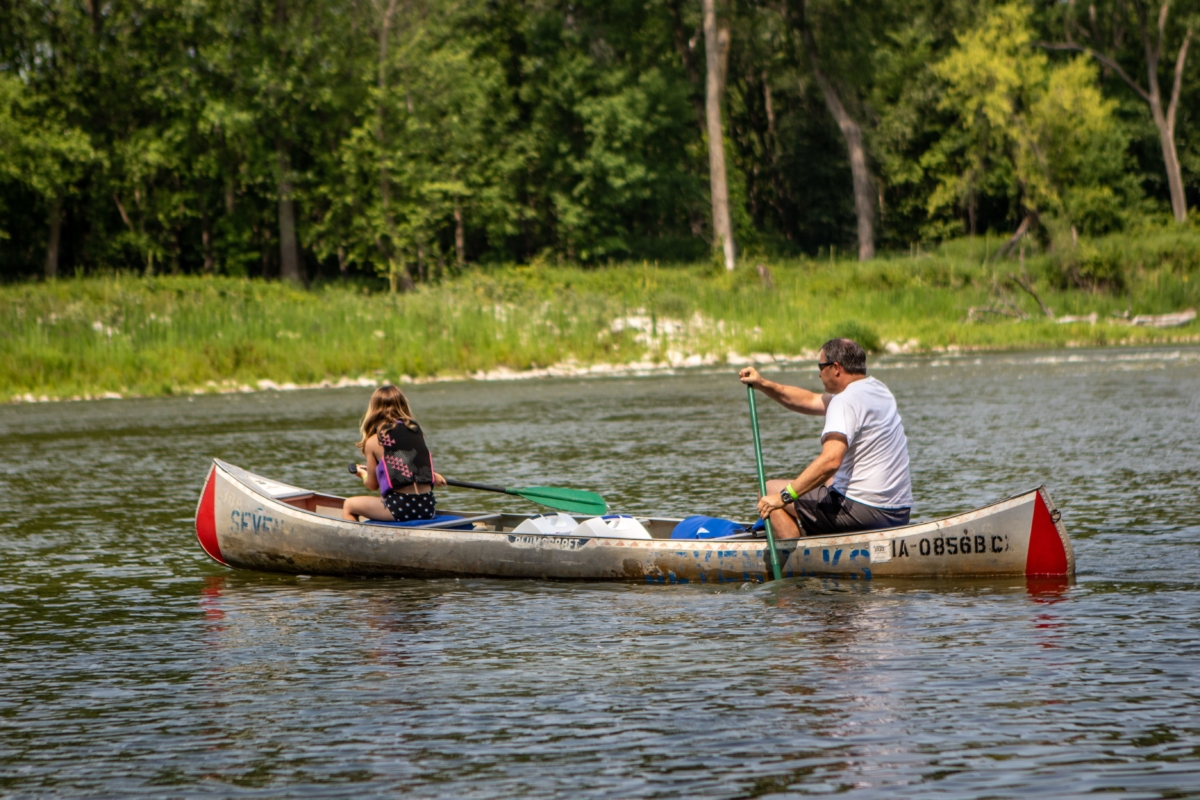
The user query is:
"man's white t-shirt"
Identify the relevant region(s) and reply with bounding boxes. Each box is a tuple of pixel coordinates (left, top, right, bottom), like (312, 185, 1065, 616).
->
(821, 376, 912, 509)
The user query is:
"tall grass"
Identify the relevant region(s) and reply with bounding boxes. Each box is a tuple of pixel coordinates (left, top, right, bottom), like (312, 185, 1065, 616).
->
(3, 234, 1198, 400)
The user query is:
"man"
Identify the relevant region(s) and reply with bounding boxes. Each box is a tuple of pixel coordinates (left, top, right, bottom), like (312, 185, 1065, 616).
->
(739, 338, 912, 538)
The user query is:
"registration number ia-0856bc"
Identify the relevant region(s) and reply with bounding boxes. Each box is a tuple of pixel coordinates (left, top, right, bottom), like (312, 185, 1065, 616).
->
(890, 530, 1010, 559)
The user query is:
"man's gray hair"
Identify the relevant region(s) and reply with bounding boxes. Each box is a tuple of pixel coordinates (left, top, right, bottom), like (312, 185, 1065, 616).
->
(821, 338, 867, 375)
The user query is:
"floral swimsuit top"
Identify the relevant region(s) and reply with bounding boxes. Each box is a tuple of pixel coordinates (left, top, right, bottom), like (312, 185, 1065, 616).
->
(374, 420, 434, 497)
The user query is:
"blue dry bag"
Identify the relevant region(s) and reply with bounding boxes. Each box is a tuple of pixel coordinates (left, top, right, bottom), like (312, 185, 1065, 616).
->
(669, 516, 747, 540)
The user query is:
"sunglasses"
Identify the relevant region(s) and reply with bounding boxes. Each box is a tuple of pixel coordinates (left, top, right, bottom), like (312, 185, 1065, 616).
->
(817, 361, 837, 371)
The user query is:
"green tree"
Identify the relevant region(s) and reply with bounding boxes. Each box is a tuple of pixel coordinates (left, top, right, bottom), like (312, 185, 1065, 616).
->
(0, 74, 94, 277)
(1044, 0, 1194, 223)
(927, 4, 1135, 241)
(208, 0, 362, 284)
(316, 0, 521, 288)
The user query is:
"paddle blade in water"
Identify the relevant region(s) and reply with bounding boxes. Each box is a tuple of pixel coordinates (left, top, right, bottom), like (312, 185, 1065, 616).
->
(510, 486, 607, 516)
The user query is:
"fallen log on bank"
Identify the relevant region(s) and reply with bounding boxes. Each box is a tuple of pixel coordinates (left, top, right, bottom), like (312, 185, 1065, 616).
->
(1130, 308, 1197, 328)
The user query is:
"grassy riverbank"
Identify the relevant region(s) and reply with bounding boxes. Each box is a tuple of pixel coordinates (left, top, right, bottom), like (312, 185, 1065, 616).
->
(4, 231, 1199, 401)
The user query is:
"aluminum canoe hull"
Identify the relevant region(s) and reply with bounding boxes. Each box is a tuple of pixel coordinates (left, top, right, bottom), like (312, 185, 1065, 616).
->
(195, 460, 1074, 582)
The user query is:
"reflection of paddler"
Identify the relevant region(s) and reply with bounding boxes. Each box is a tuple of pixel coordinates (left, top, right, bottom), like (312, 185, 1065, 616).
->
(740, 338, 912, 539)
(343, 385, 447, 522)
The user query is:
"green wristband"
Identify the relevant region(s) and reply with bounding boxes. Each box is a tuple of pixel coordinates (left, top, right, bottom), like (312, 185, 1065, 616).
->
(784, 483, 799, 500)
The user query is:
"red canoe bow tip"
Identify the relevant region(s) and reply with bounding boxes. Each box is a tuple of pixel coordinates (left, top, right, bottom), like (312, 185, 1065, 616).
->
(1026, 492, 1069, 577)
(196, 465, 228, 566)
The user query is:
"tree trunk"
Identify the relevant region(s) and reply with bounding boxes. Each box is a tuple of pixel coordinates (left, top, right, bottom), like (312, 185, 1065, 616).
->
(763, 72, 776, 146)
(388, 258, 414, 293)
(795, 1, 875, 260)
(454, 203, 466, 266)
(702, 0, 735, 271)
(812, 78, 876, 261)
(44, 195, 62, 280)
(276, 144, 303, 285)
(669, 0, 706, 133)
(171, 220, 182, 275)
(374, 0, 400, 264)
(1142, 16, 1191, 223)
(202, 214, 214, 274)
(1149, 109, 1186, 222)
(83, 0, 100, 35)
(255, 223, 269, 277)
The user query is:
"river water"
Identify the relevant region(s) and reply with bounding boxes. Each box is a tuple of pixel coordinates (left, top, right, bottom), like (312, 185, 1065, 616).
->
(2, 347, 1199, 798)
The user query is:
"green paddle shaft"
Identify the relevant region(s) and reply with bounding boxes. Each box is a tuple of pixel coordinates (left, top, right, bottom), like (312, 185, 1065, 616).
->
(747, 385, 784, 581)
(444, 478, 607, 516)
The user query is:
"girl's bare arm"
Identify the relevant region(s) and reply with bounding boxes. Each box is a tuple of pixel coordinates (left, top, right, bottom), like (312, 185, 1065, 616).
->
(363, 435, 381, 491)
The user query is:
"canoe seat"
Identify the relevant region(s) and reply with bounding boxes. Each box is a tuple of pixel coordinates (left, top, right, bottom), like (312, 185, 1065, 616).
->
(363, 514, 475, 530)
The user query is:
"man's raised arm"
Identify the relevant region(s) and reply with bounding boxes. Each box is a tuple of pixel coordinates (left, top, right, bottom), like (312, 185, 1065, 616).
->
(738, 367, 830, 416)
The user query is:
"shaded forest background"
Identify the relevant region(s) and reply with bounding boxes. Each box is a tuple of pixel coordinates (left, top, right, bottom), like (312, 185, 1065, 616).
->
(1, 0, 1197, 284)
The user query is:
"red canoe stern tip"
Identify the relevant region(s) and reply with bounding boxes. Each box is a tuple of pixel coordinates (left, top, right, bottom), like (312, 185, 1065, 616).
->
(196, 464, 228, 566)
(1025, 491, 1069, 577)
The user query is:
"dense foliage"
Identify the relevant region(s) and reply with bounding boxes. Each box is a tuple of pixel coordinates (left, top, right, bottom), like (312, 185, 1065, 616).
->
(1, 0, 1197, 282)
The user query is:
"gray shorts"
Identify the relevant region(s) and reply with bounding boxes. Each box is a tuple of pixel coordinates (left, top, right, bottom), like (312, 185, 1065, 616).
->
(791, 486, 909, 537)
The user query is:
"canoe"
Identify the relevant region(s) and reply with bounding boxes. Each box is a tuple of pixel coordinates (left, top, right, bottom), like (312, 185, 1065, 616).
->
(195, 459, 1074, 582)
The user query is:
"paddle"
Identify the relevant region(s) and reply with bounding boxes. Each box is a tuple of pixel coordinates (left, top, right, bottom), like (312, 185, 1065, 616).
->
(443, 478, 608, 516)
(347, 464, 607, 516)
(747, 385, 784, 581)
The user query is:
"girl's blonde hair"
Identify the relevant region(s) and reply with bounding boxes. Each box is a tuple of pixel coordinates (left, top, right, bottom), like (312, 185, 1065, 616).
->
(356, 384, 416, 453)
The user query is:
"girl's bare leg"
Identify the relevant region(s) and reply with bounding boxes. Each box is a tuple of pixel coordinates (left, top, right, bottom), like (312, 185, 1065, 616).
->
(342, 495, 393, 521)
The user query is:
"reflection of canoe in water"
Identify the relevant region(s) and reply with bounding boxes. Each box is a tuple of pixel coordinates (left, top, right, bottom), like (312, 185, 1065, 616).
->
(195, 460, 1074, 582)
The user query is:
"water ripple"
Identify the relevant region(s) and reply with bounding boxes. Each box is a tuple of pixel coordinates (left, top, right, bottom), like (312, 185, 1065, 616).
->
(2, 346, 1199, 798)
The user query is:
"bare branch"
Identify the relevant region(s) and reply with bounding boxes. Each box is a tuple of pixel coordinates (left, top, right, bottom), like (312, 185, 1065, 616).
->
(985, 272, 1030, 319)
(112, 195, 134, 232)
(1037, 42, 1151, 102)
(1009, 272, 1055, 319)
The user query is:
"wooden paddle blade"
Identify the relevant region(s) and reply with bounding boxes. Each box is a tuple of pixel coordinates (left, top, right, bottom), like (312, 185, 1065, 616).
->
(510, 486, 607, 515)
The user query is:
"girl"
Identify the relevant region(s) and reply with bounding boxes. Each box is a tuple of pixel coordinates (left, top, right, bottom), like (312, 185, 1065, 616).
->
(343, 385, 446, 522)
